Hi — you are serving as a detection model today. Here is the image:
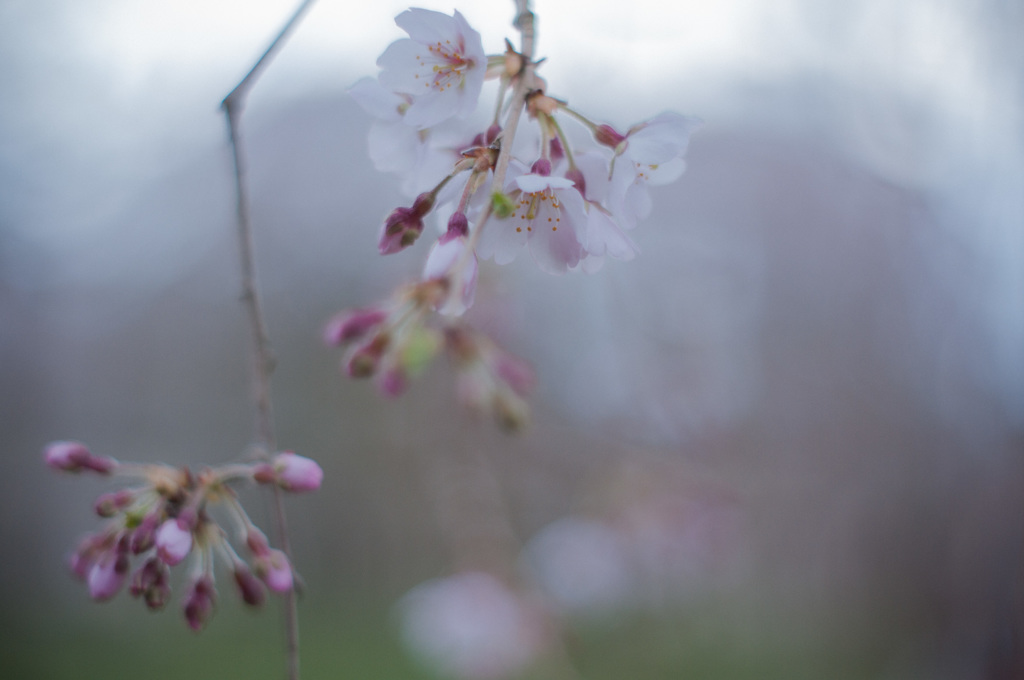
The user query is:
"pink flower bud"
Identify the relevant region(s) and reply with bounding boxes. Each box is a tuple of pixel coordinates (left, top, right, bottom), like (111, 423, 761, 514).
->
(44, 440, 90, 471)
(252, 463, 275, 485)
(246, 528, 270, 556)
(495, 355, 535, 398)
(233, 564, 265, 606)
(447, 212, 469, 238)
(549, 135, 565, 161)
(44, 441, 116, 474)
(130, 512, 161, 554)
(530, 158, 552, 176)
(94, 489, 134, 518)
(183, 576, 216, 631)
(130, 557, 170, 610)
(410, 191, 436, 217)
(69, 534, 104, 580)
(379, 207, 424, 254)
(346, 334, 389, 378)
(87, 550, 129, 601)
(271, 451, 323, 493)
(594, 124, 627, 149)
(323, 308, 388, 346)
(155, 518, 193, 566)
(377, 367, 409, 398)
(255, 549, 293, 593)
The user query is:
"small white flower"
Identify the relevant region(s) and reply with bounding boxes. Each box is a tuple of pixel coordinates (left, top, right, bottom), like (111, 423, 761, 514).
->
(423, 231, 478, 316)
(609, 112, 702, 227)
(478, 169, 587, 274)
(377, 9, 486, 129)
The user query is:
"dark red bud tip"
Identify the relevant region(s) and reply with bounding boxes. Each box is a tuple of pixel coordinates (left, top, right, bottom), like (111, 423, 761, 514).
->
(323, 308, 389, 346)
(595, 124, 627, 149)
(183, 577, 216, 632)
(130, 557, 170, 610)
(530, 158, 552, 176)
(234, 565, 266, 607)
(447, 212, 469, 238)
(130, 513, 160, 554)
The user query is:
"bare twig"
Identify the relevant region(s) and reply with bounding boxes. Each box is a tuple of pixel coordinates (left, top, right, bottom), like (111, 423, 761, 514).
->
(221, 0, 317, 113)
(491, 2, 536, 191)
(220, 2, 317, 678)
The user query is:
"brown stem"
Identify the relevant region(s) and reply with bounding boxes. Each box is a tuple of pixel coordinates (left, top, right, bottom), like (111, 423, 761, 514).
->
(491, 3, 536, 191)
(220, 2, 316, 679)
(448, 1, 536, 283)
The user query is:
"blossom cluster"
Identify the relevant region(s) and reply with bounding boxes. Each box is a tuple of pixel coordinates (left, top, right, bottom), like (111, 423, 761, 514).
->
(44, 441, 322, 630)
(351, 8, 699, 278)
(333, 7, 699, 419)
(324, 284, 534, 430)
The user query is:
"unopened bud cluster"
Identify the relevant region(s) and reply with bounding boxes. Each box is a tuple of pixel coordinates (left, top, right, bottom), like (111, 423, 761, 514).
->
(324, 290, 532, 430)
(44, 441, 322, 631)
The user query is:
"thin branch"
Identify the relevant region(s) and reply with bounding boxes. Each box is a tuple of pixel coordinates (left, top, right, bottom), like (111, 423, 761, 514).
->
(221, 0, 318, 113)
(491, 3, 536, 191)
(220, 2, 317, 679)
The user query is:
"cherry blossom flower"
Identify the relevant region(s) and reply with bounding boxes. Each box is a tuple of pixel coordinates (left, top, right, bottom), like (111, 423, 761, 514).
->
(607, 112, 702, 227)
(478, 166, 587, 274)
(422, 220, 478, 316)
(377, 9, 486, 129)
(568, 152, 640, 270)
(350, 77, 467, 197)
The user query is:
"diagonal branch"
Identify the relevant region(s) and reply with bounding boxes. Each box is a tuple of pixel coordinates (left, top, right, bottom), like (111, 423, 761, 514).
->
(220, 2, 317, 679)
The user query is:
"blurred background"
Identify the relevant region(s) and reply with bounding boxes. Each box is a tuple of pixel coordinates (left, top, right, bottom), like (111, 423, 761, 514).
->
(1, 0, 1022, 678)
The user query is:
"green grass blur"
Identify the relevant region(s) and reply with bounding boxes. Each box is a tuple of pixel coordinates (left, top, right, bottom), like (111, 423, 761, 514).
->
(2, 589, 894, 680)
